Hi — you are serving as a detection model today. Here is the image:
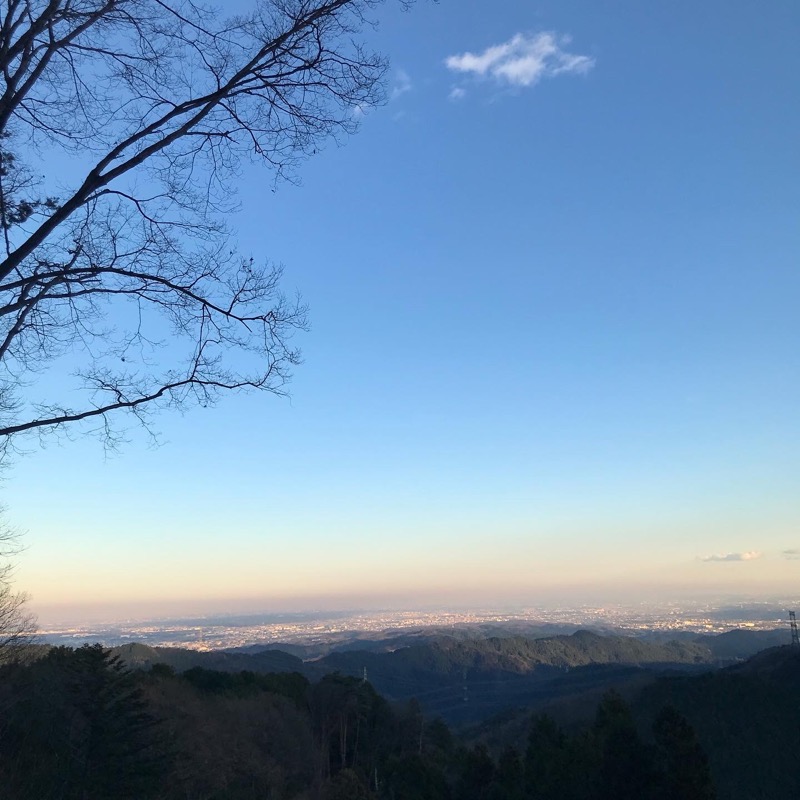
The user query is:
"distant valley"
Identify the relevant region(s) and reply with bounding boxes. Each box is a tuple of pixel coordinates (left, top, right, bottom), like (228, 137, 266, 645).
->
(112, 625, 791, 724)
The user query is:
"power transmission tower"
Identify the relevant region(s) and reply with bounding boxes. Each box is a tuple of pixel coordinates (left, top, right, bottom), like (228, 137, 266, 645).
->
(790, 611, 799, 647)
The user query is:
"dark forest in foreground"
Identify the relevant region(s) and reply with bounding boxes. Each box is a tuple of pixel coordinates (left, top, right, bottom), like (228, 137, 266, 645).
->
(1, 631, 799, 799)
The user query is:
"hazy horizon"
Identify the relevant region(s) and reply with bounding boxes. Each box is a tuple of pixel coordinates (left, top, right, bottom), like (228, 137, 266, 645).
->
(31, 584, 800, 628)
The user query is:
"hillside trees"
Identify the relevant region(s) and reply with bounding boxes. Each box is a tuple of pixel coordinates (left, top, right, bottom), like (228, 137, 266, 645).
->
(0, 0, 400, 459)
(652, 706, 716, 800)
(0, 512, 34, 662)
(0, 644, 167, 798)
(1, 650, 727, 800)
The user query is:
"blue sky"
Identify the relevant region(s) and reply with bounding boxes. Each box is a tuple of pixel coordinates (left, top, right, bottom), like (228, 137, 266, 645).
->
(6, 0, 800, 622)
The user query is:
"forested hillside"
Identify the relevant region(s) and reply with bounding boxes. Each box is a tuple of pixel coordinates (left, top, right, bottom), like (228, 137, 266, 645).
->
(0, 643, 718, 800)
(635, 646, 800, 799)
(469, 645, 800, 800)
(3, 641, 798, 798)
(104, 630, 721, 723)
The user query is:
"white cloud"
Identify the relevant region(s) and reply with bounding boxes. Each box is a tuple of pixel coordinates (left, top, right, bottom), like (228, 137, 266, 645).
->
(445, 32, 594, 89)
(783, 549, 800, 560)
(391, 69, 412, 100)
(700, 551, 763, 563)
(448, 86, 466, 101)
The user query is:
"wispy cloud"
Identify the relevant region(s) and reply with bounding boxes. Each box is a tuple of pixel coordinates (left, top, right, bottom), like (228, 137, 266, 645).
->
(391, 69, 412, 101)
(448, 86, 466, 102)
(783, 549, 800, 560)
(445, 32, 594, 90)
(700, 551, 763, 563)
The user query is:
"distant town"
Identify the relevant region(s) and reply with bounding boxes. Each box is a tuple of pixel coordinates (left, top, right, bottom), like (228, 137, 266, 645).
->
(35, 597, 800, 651)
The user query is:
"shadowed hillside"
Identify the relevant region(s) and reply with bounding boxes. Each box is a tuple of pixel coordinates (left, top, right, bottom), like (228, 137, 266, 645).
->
(112, 630, 719, 725)
(113, 642, 304, 674)
(635, 646, 800, 800)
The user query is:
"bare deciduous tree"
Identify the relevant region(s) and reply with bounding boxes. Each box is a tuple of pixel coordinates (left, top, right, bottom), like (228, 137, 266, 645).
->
(0, 513, 35, 661)
(0, 0, 395, 456)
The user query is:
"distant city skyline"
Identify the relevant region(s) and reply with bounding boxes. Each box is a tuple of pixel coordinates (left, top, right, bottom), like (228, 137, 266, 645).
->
(5, 0, 800, 623)
(34, 596, 800, 647)
(30, 580, 800, 628)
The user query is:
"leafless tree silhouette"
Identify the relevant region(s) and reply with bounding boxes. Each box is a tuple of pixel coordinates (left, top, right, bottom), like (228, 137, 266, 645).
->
(0, 0, 394, 456)
(0, 512, 35, 661)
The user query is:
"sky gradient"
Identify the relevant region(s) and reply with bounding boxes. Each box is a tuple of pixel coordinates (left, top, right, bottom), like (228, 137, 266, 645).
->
(5, 0, 800, 623)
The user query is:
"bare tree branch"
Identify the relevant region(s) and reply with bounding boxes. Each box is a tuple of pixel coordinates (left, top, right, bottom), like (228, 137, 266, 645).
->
(0, 0, 397, 455)
(0, 510, 36, 663)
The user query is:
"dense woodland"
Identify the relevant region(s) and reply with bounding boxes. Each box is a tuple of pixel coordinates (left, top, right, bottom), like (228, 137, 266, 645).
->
(1, 639, 798, 799)
(105, 629, 777, 726)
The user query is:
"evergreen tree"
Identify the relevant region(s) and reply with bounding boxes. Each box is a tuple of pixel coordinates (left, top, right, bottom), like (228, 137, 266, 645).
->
(383, 754, 451, 800)
(454, 745, 496, 800)
(488, 746, 524, 800)
(593, 691, 657, 800)
(324, 767, 374, 800)
(0, 645, 167, 799)
(524, 714, 579, 800)
(653, 706, 716, 800)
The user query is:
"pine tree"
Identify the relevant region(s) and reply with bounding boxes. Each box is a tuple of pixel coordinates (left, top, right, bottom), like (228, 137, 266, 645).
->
(593, 691, 657, 800)
(653, 706, 716, 800)
(0, 645, 168, 799)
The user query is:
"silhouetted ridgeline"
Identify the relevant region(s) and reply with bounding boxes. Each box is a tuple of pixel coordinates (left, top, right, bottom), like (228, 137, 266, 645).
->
(3, 635, 800, 798)
(114, 641, 304, 674)
(111, 630, 719, 724)
(635, 646, 800, 800)
(470, 645, 800, 800)
(5, 641, 800, 798)
(694, 628, 789, 659)
(318, 629, 713, 674)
